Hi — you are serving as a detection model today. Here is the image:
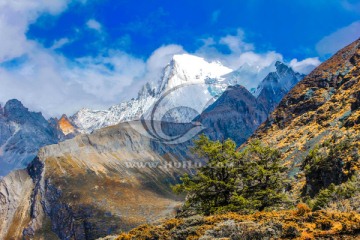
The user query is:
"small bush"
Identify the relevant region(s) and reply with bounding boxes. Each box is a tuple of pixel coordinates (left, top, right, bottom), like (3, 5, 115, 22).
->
(296, 203, 311, 216)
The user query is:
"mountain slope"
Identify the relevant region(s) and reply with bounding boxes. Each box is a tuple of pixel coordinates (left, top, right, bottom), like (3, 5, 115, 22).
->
(0, 99, 60, 176)
(249, 38, 360, 191)
(0, 170, 34, 240)
(0, 121, 194, 239)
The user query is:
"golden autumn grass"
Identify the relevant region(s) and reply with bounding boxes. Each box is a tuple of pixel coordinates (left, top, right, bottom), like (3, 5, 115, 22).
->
(115, 204, 360, 240)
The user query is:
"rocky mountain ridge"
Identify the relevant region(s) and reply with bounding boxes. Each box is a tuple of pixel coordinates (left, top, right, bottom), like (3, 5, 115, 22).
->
(0, 99, 61, 176)
(0, 56, 302, 178)
(250, 38, 360, 179)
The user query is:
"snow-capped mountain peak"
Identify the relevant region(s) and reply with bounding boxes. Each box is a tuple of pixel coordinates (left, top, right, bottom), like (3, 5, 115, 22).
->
(158, 54, 233, 92)
(68, 55, 304, 134)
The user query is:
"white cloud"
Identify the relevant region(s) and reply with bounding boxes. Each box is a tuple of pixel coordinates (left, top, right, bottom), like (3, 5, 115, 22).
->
(0, 0, 71, 62)
(194, 28, 319, 90)
(147, 44, 185, 75)
(195, 29, 282, 70)
(86, 19, 102, 31)
(0, 0, 147, 116)
(316, 21, 360, 56)
(289, 57, 321, 74)
(0, 48, 147, 116)
(50, 38, 71, 50)
(219, 29, 255, 53)
(121, 44, 186, 98)
(0, 3, 321, 117)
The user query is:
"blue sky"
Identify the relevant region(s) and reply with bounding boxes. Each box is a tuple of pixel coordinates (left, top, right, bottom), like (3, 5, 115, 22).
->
(28, 0, 360, 60)
(0, 0, 359, 116)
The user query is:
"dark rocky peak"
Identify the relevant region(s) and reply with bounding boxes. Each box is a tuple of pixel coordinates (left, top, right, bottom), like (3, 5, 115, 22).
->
(257, 62, 296, 88)
(262, 62, 303, 89)
(4, 99, 27, 112)
(275, 61, 293, 75)
(255, 62, 304, 114)
(196, 85, 267, 145)
(201, 85, 257, 113)
(4, 99, 30, 122)
(3, 99, 48, 126)
(275, 61, 305, 80)
(0, 104, 3, 116)
(48, 117, 59, 125)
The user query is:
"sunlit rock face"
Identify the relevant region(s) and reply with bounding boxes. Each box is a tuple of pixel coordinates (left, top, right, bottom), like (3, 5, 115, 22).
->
(57, 114, 77, 136)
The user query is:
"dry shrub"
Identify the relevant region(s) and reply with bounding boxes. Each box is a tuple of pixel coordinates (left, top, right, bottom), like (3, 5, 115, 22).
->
(296, 203, 311, 216)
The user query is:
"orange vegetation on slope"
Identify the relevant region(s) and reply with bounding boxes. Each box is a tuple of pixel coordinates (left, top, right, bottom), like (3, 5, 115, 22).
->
(116, 204, 360, 240)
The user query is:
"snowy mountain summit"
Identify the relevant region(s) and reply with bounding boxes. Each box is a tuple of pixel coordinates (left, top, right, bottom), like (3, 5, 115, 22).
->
(158, 54, 232, 92)
(69, 54, 302, 133)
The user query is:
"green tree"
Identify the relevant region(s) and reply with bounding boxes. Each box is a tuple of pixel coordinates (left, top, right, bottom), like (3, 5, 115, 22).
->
(173, 135, 288, 215)
(239, 140, 289, 211)
(172, 134, 241, 215)
(302, 134, 360, 197)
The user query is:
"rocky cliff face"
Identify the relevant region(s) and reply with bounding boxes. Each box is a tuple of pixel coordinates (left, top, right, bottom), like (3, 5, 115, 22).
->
(0, 170, 34, 240)
(0, 121, 194, 239)
(0, 99, 60, 176)
(49, 114, 79, 140)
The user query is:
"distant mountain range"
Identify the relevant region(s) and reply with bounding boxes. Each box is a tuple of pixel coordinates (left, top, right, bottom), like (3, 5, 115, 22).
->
(66, 54, 303, 135)
(0, 55, 303, 176)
